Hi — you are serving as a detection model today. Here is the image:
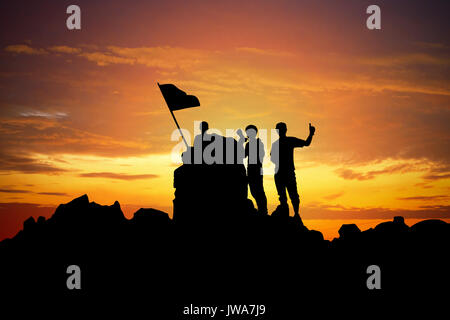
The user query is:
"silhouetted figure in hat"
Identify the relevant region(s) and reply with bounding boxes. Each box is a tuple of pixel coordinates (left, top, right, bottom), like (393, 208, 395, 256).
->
(270, 122, 315, 224)
(238, 125, 268, 215)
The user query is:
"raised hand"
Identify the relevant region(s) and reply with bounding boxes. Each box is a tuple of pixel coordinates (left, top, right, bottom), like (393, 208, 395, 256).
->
(309, 123, 316, 135)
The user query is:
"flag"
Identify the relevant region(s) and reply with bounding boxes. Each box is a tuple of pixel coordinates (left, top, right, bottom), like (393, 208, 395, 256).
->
(158, 83, 200, 111)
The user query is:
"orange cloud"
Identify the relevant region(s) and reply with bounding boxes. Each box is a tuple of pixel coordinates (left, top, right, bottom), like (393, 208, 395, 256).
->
(0, 188, 70, 196)
(78, 172, 158, 180)
(335, 163, 422, 181)
(78, 52, 136, 67)
(5, 43, 450, 98)
(235, 47, 294, 57)
(107, 46, 210, 69)
(0, 188, 32, 194)
(422, 164, 450, 181)
(36, 192, 70, 196)
(4, 44, 47, 55)
(322, 192, 345, 200)
(20, 110, 68, 119)
(0, 116, 152, 161)
(357, 53, 450, 67)
(48, 46, 82, 54)
(302, 204, 450, 220)
(0, 152, 68, 174)
(398, 195, 449, 201)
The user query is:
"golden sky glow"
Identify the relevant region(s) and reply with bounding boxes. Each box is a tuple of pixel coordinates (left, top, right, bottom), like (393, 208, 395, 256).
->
(0, 0, 449, 240)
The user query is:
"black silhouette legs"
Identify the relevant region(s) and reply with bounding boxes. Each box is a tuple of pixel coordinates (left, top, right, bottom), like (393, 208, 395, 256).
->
(248, 166, 268, 215)
(274, 170, 302, 222)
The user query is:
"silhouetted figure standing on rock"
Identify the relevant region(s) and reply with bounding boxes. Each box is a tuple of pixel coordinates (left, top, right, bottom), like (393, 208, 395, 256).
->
(270, 122, 315, 225)
(238, 125, 268, 215)
(193, 121, 211, 164)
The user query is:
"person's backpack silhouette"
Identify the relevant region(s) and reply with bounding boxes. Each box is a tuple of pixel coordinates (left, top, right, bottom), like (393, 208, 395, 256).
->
(270, 122, 315, 224)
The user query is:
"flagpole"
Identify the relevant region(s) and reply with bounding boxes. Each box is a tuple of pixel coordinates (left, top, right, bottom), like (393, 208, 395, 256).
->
(158, 83, 189, 149)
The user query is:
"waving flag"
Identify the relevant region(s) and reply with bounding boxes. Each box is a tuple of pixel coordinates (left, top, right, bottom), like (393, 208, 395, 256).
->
(158, 83, 200, 111)
(158, 83, 200, 148)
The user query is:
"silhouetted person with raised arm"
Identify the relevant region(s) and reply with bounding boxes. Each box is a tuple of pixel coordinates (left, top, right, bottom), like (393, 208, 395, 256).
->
(270, 122, 315, 225)
(237, 125, 268, 215)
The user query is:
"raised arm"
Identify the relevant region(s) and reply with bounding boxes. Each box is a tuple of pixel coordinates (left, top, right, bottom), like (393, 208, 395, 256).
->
(304, 123, 315, 146)
(293, 123, 316, 147)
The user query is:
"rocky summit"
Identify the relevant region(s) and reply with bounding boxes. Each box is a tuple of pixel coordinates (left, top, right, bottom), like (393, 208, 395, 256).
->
(0, 165, 449, 316)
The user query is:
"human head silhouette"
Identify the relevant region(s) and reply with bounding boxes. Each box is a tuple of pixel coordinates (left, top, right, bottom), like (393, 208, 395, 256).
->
(276, 122, 287, 138)
(245, 124, 258, 139)
(200, 121, 209, 135)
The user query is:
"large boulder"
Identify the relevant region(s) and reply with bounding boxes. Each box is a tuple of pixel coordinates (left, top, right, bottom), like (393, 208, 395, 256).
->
(338, 223, 361, 240)
(173, 163, 248, 225)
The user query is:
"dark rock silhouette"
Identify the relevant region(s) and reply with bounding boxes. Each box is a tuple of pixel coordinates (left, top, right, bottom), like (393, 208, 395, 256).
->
(338, 223, 361, 240)
(173, 163, 248, 225)
(0, 175, 449, 315)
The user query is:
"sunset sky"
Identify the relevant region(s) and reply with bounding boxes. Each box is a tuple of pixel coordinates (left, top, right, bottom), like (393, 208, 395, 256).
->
(0, 0, 449, 240)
